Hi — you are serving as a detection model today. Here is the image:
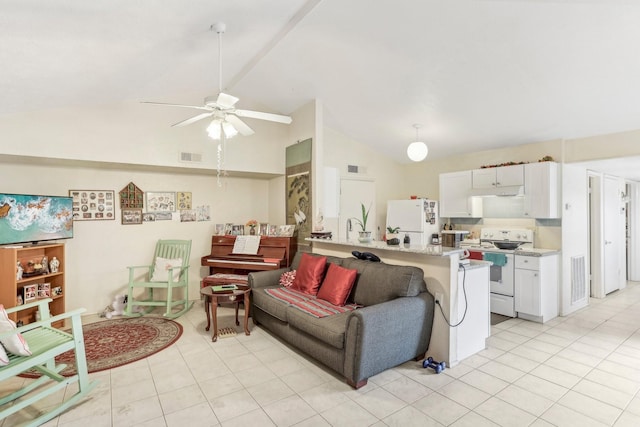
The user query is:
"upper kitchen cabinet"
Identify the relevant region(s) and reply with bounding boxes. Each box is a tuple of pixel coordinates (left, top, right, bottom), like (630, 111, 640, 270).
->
(472, 164, 524, 189)
(440, 171, 483, 218)
(523, 162, 560, 219)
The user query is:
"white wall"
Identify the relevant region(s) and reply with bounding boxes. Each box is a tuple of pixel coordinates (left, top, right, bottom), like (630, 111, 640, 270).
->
(0, 158, 271, 314)
(560, 164, 590, 315)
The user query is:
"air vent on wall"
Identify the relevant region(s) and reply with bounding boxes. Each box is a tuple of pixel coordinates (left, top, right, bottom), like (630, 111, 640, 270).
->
(180, 152, 203, 163)
(347, 165, 367, 174)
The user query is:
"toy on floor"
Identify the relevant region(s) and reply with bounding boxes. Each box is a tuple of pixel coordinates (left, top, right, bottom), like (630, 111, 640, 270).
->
(101, 294, 128, 319)
(422, 356, 446, 374)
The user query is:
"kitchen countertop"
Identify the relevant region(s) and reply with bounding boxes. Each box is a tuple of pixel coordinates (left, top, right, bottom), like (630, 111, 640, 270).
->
(305, 238, 466, 257)
(514, 248, 561, 257)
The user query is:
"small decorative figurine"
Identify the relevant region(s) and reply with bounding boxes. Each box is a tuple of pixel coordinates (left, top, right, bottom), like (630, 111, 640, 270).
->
(42, 255, 49, 274)
(16, 261, 23, 280)
(49, 257, 60, 273)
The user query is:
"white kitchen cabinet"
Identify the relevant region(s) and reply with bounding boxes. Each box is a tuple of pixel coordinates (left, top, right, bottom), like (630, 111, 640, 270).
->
(523, 161, 560, 218)
(472, 164, 524, 189)
(515, 254, 559, 323)
(439, 171, 482, 218)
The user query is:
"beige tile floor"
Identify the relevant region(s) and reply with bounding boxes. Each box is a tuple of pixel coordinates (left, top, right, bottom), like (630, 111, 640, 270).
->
(4, 281, 640, 426)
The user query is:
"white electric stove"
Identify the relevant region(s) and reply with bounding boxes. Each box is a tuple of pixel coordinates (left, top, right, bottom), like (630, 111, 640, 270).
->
(461, 228, 534, 317)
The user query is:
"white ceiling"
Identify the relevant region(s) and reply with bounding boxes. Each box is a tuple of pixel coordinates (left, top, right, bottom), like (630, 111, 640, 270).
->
(2, 0, 640, 172)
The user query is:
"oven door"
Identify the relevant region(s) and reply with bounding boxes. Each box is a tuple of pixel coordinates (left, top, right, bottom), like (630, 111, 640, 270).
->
(487, 252, 514, 296)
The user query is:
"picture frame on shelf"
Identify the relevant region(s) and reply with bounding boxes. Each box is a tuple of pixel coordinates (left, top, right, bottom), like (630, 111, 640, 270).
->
(277, 225, 296, 237)
(121, 208, 143, 225)
(259, 223, 269, 236)
(145, 191, 176, 212)
(23, 284, 37, 302)
(52, 286, 63, 296)
(224, 223, 233, 235)
(38, 283, 51, 298)
(268, 224, 278, 236)
(214, 224, 225, 235)
(69, 190, 116, 221)
(231, 225, 245, 236)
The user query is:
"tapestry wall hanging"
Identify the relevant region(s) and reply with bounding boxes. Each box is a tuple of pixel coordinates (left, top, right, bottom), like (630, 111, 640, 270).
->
(286, 138, 312, 246)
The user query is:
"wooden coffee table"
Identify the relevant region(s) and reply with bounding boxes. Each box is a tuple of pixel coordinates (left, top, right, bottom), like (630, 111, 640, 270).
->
(200, 284, 251, 342)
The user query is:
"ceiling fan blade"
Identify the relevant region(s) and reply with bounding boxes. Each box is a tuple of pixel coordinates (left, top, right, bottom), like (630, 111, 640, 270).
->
(235, 109, 292, 124)
(225, 114, 255, 136)
(216, 93, 239, 109)
(172, 112, 214, 127)
(141, 101, 211, 111)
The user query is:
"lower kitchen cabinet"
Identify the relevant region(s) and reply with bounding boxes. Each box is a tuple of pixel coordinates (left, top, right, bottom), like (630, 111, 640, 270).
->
(515, 253, 559, 322)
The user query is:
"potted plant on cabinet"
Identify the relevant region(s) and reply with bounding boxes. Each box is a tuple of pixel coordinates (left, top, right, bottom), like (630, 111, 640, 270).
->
(386, 226, 400, 245)
(353, 203, 372, 243)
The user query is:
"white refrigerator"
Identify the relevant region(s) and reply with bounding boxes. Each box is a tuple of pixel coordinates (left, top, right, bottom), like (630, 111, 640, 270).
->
(386, 199, 440, 246)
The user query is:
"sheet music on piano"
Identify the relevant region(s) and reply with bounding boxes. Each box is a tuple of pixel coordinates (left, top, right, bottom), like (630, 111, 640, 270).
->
(231, 235, 261, 255)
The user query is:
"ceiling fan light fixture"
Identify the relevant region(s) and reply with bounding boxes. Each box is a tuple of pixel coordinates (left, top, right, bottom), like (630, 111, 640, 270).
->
(221, 120, 238, 138)
(207, 119, 222, 140)
(407, 124, 429, 162)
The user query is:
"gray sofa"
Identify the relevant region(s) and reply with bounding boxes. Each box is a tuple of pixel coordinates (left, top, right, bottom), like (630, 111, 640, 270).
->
(248, 252, 435, 388)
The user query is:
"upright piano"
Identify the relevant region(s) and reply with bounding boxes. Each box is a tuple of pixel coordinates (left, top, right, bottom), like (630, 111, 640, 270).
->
(201, 235, 298, 276)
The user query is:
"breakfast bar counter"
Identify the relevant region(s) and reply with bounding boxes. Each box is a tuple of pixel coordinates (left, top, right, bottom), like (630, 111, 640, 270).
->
(306, 238, 491, 366)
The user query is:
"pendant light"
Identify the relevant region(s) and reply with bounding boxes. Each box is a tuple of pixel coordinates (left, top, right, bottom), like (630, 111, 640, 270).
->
(407, 124, 429, 162)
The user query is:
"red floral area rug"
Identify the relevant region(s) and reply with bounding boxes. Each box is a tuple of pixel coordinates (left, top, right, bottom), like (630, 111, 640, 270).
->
(19, 317, 182, 378)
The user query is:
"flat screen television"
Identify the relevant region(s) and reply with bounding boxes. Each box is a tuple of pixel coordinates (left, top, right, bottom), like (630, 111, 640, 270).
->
(0, 193, 74, 246)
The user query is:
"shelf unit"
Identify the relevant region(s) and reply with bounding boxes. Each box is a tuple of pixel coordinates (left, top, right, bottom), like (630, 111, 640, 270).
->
(0, 243, 65, 327)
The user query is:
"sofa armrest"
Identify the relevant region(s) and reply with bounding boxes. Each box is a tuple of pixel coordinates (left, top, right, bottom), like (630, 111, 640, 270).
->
(343, 292, 434, 384)
(248, 268, 289, 289)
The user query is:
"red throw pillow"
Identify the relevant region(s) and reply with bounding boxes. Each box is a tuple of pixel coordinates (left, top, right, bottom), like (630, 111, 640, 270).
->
(317, 263, 358, 306)
(291, 253, 327, 295)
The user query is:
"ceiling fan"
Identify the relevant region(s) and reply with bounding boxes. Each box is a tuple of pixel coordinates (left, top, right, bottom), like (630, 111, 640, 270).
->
(143, 22, 292, 139)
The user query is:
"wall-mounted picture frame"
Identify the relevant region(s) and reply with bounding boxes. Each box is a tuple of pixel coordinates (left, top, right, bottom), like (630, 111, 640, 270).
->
(122, 208, 143, 225)
(69, 190, 115, 221)
(154, 212, 173, 221)
(145, 191, 176, 212)
(177, 191, 192, 210)
(23, 284, 37, 302)
(259, 223, 269, 236)
(180, 210, 196, 222)
(143, 213, 156, 222)
(196, 205, 210, 221)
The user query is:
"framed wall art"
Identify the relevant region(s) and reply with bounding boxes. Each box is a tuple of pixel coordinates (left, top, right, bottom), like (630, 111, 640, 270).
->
(177, 192, 192, 210)
(69, 190, 115, 221)
(145, 191, 176, 212)
(122, 208, 143, 225)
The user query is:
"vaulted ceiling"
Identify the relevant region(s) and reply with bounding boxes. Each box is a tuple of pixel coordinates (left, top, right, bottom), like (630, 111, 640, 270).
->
(2, 0, 640, 171)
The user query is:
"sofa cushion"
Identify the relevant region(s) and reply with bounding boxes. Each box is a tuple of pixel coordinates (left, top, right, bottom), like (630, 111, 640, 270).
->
(252, 287, 289, 322)
(286, 307, 350, 349)
(291, 253, 327, 295)
(317, 263, 358, 306)
(341, 259, 426, 306)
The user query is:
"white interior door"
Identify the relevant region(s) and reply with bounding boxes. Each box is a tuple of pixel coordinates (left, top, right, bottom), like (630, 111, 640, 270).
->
(339, 178, 375, 242)
(604, 175, 621, 294)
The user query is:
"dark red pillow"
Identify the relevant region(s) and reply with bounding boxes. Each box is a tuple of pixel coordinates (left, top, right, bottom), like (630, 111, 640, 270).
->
(317, 263, 357, 306)
(291, 253, 327, 295)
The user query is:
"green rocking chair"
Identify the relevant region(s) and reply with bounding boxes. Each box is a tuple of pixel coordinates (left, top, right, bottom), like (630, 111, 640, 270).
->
(125, 239, 193, 318)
